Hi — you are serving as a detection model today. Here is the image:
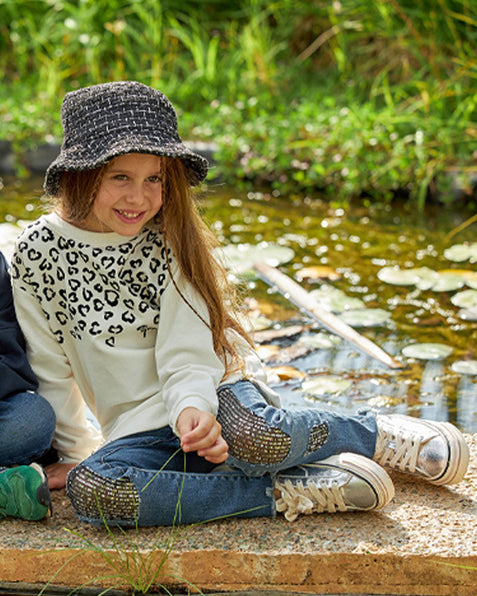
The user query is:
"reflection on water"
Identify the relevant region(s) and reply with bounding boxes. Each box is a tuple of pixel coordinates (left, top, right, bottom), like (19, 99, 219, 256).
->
(275, 340, 477, 433)
(1, 177, 476, 432)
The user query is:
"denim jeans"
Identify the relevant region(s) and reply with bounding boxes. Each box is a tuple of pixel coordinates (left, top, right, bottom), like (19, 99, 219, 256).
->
(67, 380, 377, 527)
(0, 391, 56, 466)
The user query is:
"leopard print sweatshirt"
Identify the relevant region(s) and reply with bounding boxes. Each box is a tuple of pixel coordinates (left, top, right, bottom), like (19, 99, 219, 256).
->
(11, 212, 231, 463)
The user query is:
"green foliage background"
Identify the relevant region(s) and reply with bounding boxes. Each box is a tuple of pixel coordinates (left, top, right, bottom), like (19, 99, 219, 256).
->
(1, 0, 476, 206)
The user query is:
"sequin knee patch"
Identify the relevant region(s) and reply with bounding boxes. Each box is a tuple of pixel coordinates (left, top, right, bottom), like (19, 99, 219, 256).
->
(217, 387, 291, 464)
(67, 465, 139, 524)
(305, 422, 329, 455)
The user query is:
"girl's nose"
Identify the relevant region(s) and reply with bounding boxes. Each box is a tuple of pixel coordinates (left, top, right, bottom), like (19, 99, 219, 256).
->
(125, 184, 145, 203)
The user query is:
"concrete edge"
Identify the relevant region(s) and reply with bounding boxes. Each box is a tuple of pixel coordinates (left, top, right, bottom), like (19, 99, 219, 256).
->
(0, 549, 475, 596)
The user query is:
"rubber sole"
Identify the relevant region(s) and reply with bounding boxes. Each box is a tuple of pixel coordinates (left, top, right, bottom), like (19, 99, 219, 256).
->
(432, 422, 470, 485)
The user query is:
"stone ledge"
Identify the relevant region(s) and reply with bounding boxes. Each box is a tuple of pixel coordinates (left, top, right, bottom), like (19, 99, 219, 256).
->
(0, 550, 476, 595)
(0, 434, 475, 596)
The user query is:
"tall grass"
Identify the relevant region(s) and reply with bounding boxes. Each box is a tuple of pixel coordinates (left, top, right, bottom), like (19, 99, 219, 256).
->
(0, 0, 475, 205)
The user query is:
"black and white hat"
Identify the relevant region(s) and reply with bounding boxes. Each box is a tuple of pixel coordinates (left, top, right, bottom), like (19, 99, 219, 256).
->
(44, 81, 209, 195)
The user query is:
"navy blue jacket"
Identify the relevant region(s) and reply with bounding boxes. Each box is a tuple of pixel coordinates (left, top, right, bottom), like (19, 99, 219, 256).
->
(0, 251, 38, 399)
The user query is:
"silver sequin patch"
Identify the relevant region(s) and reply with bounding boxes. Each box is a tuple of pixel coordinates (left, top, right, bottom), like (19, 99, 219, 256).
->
(305, 422, 329, 455)
(67, 465, 139, 524)
(217, 387, 291, 464)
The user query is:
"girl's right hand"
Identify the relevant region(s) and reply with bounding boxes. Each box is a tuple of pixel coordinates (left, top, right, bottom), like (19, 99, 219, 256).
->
(177, 407, 229, 464)
(45, 462, 77, 489)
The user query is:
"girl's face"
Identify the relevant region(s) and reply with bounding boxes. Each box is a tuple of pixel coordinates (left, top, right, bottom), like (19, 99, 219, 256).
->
(82, 153, 163, 235)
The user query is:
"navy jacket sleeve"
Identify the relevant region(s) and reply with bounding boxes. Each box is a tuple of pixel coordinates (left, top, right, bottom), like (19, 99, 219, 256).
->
(0, 251, 38, 399)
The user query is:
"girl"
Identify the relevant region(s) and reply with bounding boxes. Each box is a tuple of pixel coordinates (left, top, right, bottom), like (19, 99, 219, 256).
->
(11, 82, 469, 526)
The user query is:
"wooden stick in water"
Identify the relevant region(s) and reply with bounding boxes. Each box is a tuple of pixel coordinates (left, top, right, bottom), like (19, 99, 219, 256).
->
(253, 261, 404, 370)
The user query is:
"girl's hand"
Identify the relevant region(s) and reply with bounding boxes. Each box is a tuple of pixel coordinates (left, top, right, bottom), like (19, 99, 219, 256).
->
(45, 462, 77, 490)
(177, 407, 229, 464)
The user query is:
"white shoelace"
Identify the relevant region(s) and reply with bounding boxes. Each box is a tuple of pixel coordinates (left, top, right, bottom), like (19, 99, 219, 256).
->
(275, 479, 347, 522)
(374, 429, 422, 473)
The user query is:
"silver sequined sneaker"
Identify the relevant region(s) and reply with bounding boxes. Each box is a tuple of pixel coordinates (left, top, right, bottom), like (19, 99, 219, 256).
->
(374, 415, 469, 485)
(275, 452, 394, 522)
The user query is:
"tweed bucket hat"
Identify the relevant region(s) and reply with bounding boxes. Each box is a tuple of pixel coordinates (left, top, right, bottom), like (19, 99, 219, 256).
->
(44, 81, 209, 195)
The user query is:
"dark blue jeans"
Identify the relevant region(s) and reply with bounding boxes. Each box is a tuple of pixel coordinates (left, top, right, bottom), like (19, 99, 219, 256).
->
(67, 381, 377, 527)
(0, 391, 56, 466)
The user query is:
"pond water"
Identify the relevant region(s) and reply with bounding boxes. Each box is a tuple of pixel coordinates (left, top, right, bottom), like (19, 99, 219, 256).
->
(1, 177, 476, 433)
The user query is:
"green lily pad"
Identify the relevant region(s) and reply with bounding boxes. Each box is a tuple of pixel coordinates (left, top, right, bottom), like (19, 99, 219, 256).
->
(339, 308, 392, 327)
(377, 266, 466, 292)
(240, 315, 273, 333)
(377, 266, 427, 286)
(457, 306, 477, 321)
(402, 342, 454, 360)
(302, 375, 352, 396)
(309, 286, 365, 313)
(444, 242, 477, 262)
(466, 276, 477, 290)
(218, 242, 294, 279)
(438, 269, 477, 290)
(299, 332, 342, 349)
(451, 360, 477, 375)
(414, 268, 442, 290)
(450, 289, 477, 309)
(430, 274, 466, 292)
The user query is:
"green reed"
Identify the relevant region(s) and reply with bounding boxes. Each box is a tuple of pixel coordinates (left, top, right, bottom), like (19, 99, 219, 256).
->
(1, 0, 475, 206)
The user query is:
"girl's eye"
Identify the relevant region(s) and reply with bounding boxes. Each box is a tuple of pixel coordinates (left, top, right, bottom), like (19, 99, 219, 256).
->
(147, 176, 162, 183)
(113, 174, 128, 181)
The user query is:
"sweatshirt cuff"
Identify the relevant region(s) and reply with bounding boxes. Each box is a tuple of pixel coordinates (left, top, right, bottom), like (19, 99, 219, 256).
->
(170, 396, 217, 437)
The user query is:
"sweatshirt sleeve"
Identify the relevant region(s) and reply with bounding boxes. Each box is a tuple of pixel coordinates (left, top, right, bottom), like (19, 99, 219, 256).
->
(0, 252, 39, 399)
(155, 266, 225, 434)
(11, 255, 101, 463)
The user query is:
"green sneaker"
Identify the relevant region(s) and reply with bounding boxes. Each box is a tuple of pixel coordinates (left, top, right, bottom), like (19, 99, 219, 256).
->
(0, 463, 52, 521)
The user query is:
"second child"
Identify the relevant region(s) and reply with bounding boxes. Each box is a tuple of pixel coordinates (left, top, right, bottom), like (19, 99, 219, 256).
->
(0, 251, 55, 520)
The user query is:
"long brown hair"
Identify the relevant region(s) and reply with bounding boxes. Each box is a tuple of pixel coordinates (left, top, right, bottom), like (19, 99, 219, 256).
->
(55, 156, 251, 373)
(161, 157, 252, 368)
(56, 166, 106, 222)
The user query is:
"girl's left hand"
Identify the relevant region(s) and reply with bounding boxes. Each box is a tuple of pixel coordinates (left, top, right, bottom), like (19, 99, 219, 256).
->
(177, 407, 229, 464)
(45, 462, 77, 490)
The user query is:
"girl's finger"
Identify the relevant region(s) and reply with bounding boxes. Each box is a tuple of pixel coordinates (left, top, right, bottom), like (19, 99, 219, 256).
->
(182, 421, 221, 449)
(198, 437, 229, 462)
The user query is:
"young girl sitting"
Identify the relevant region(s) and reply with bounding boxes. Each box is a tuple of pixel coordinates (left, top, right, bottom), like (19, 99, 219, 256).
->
(11, 81, 469, 527)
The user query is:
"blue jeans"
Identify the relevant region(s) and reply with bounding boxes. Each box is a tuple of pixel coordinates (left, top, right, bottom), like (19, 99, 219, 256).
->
(67, 381, 377, 527)
(0, 391, 56, 466)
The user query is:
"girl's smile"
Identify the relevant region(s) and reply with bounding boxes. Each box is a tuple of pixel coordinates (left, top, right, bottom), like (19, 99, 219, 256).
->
(82, 153, 163, 235)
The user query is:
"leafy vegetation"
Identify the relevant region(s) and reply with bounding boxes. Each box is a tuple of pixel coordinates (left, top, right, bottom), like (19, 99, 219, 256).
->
(1, 0, 476, 206)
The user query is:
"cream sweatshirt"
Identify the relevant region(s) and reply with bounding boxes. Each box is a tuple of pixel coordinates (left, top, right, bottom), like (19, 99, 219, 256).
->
(11, 213, 274, 463)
